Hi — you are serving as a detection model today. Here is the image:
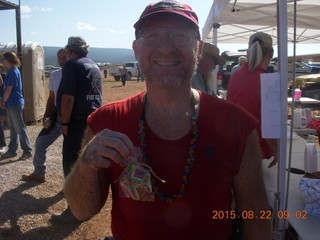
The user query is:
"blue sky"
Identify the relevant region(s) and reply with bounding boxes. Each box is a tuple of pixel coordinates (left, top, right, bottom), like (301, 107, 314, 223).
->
(1, 0, 319, 56)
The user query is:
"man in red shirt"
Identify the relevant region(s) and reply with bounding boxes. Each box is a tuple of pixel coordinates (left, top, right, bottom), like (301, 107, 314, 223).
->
(63, 1, 272, 239)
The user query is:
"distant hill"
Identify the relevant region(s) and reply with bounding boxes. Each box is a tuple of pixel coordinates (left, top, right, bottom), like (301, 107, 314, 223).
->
(44, 46, 136, 66)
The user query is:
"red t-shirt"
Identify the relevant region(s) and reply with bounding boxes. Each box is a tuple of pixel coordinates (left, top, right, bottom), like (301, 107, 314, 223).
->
(227, 63, 274, 159)
(87, 91, 258, 240)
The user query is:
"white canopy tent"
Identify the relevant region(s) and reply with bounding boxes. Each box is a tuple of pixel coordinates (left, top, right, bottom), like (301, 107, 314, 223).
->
(202, 0, 320, 45)
(202, 1, 320, 239)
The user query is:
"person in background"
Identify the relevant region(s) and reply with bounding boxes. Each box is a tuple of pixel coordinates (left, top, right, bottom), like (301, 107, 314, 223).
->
(231, 56, 247, 75)
(51, 36, 102, 223)
(191, 42, 225, 95)
(0, 63, 7, 153)
(227, 32, 278, 168)
(120, 66, 128, 86)
(63, 1, 272, 239)
(104, 64, 108, 78)
(0, 63, 8, 128)
(0, 52, 32, 160)
(137, 65, 144, 82)
(22, 48, 67, 183)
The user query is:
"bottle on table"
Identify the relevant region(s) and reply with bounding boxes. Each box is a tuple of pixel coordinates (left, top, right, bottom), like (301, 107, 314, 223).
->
(304, 133, 318, 173)
(294, 85, 302, 101)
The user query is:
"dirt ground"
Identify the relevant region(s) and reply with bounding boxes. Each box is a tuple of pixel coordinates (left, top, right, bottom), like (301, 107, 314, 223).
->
(0, 75, 146, 240)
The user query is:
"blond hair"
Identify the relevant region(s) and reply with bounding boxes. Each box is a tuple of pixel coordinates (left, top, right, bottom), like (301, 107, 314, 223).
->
(247, 32, 273, 72)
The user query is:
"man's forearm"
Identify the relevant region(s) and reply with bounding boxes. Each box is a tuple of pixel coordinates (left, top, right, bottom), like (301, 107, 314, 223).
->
(2, 86, 13, 102)
(266, 138, 279, 159)
(61, 94, 74, 124)
(64, 129, 110, 220)
(234, 130, 272, 239)
(64, 153, 109, 221)
(44, 92, 55, 118)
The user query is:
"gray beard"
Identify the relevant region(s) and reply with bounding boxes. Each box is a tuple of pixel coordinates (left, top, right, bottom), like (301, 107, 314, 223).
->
(140, 62, 197, 89)
(149, 73, 188, 89)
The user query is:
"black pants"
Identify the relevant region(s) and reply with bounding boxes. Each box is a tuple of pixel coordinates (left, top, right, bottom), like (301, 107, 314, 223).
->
(0, 121, 5, 147)
(121, 74, 126, 86)
(62, 117, 87, 177)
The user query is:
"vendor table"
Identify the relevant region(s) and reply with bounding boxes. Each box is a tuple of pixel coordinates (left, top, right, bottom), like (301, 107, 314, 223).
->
(263, 135, 320, 240)
(288, 97, 320, 110)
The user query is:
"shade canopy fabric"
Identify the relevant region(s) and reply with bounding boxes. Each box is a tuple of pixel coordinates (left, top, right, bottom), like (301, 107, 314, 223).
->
(0, 0, 22, 73)
(203, 0, 320, 44)
(0, 0, 18, 10)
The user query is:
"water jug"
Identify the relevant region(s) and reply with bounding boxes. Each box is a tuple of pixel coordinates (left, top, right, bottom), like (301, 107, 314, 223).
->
(304, 133, 318, 173)
(293, 108, 307, 128)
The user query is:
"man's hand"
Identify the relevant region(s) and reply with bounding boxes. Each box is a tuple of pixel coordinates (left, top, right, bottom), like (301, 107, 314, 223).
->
(80, 128, 135, 171)
(63, 128, 135, 220)
(267, 155, 278, 168)
(0, 101, 5, 109)
(265, 138, 279, 168)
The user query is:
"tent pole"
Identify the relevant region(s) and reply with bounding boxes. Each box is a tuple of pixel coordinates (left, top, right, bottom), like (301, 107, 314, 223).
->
(16, 0, 22, 63)
(274, 0, 288, 239)
(285, 0, 298, 236)
(212, 23, 219, 95)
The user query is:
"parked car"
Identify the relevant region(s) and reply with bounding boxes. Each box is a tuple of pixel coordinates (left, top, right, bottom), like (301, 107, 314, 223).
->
(124, 62, 139, 80)
(109, 65, 123, 81)
(289, 61, 320, 75)
(290, 74, 320, 100)
(294, 73, 320, 88)
(218, 51, 246, 90)
(271, 58, 320, 81)
(109, 62, 139, 81)
(44, 65, 61, 77)
(308, 62, 320, 67)
(301, 82, 320, 100)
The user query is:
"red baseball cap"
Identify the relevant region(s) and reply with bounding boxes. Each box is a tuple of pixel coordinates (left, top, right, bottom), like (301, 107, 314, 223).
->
(134, 1, 199, 34)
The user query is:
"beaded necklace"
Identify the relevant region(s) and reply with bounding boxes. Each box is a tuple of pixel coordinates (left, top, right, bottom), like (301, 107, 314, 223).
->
(138, 93, 199, 203)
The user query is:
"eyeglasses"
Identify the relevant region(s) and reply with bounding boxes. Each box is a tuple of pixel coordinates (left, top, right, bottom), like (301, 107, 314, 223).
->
(138, 27, 197, 47)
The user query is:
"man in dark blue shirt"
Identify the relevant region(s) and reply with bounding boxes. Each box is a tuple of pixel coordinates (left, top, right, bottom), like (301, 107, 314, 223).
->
(53, 36, 102, 224)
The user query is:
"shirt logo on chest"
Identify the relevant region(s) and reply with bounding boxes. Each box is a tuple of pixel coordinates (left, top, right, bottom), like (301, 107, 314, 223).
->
(203, 145, 216, 159)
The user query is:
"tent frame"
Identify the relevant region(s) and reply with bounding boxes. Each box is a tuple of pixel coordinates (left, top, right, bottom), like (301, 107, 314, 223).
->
(0, 0, 22, 61)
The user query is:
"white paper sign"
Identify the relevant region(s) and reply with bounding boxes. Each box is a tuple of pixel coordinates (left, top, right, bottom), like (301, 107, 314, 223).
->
(260, 72, 281, 138)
